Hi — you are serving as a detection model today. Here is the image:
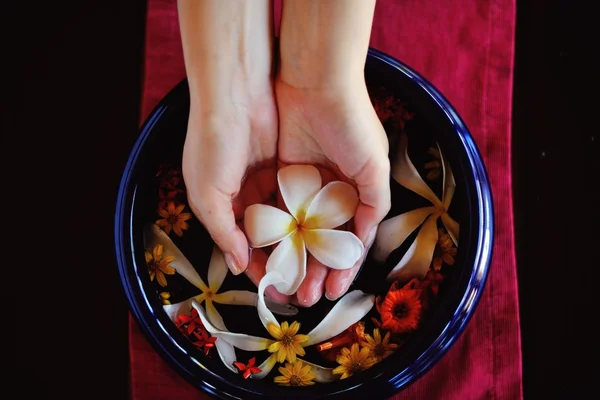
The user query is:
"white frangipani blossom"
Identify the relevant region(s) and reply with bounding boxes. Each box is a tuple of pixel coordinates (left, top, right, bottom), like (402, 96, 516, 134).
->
(144, 223, 258, 372)
(373, 134, 459, 282)
(244, 164, 364, 295)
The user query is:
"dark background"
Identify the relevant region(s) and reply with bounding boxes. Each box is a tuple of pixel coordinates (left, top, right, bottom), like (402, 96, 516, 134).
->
(5, 0, 597, 399)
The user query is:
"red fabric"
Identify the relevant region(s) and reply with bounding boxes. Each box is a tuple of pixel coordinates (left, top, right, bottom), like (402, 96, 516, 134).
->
(130, 0, 522, 399)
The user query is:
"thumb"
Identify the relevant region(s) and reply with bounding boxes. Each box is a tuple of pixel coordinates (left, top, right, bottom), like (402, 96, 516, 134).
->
(188, 188, 249, 275)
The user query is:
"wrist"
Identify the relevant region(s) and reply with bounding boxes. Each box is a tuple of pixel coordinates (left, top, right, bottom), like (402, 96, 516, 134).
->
(178, 0, 274, 107)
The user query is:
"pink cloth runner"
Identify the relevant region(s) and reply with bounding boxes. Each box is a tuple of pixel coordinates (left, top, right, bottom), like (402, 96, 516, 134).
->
(129, 0, 522, 398)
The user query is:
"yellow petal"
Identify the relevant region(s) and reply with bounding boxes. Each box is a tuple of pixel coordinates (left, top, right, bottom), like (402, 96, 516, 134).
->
(288, 321, 301, 336)
(153, 244, 163, 260)
(286, 346, 297, 363)
(156, 271, 167, 287)
(267, 322, 283, 340)
(277, 348, 287, 363)
(293, 334, 309, 344)
(268, 341, 281, 353)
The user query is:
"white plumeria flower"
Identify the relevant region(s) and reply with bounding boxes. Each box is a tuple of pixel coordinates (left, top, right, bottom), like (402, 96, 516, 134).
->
(144, 223, 258, 372)
(192, 274, 374, 381)
(244, 164, 364, 295)
(373, 134, 460, 282)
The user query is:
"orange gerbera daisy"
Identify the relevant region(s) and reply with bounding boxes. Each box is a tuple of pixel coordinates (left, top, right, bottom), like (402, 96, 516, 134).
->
(145, 244, 176, 287)
(156, 202, 192, 237)
(376, 287, 422, 334)
(432, 228, 457, 271)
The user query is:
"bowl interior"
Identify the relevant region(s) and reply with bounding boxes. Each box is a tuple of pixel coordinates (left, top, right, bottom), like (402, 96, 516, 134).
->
(119, 50, 489, 399)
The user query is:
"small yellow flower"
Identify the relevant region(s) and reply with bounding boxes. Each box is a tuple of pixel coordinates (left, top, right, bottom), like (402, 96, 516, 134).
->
(145, 244, 176, 287)
(432, 228, 457, 271)
(273, 360, 316, 386)
(360, 328, 398, 362)
(156, 202, 192, 237)
(159, 292, 171, 305)
(267, 321, 309, 363)
(333, 343, 377, 379)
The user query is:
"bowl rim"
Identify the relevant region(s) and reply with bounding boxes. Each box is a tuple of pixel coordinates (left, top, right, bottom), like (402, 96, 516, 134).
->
(115, 47, 494, 399)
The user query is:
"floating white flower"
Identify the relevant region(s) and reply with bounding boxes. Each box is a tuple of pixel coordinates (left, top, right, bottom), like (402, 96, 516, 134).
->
(192, 273, 374, 381)
(244, 164, 364, 295)
(373, 134, 459, 282)
(144, 223, 262, 372)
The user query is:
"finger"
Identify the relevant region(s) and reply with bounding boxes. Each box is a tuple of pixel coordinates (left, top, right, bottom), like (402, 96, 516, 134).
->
(244, 247, 291, 305)
(187, 188, 250, 276)
(325, 225, 377, 300)
(352, 156, 391, 243)
(294, 255, 328, 307)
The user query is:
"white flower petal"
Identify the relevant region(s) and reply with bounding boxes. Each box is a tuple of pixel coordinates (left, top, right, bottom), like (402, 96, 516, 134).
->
(278, 164, 322, 221)
(253, 354, 278, 379)
(299, 359, 338, 383)
(205, 300, 227, 331)
(257, 271, 285, 330)
(372, 206, 437, 262)
(144, 223, 207, 291)
(441, 212, 460, 246)
(304, 181, 359, 230)
(302, 229, 364, 270)
(213, 290, 257, 306)
(162, 297, 195, 322)
(305, 290, 375, 346)
(207, 246, 228, 291)
(214, 336, 238, 373)
(192, 300, 272, 351)
(244, 204, 296, 248)
(439, 143, 456, 210)
(391, 134, 442, 207)
(387, 214, 440, 282)
(265, 233, 307, 295)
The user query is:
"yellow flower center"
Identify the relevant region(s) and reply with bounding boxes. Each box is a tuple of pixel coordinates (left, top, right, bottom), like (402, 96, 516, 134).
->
(349, 361, 365, 373)
(205, 290, 215, 300)
(282, 334, 294, 346)
(289, 376, 301, 386)
(374, 344, 386, 357)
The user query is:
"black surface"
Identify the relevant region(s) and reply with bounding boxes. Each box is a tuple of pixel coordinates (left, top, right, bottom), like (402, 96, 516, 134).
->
(5, 0, 598, 399)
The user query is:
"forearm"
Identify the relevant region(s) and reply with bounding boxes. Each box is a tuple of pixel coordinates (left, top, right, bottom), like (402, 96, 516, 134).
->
(177, 0, 274, 111)
(279, 0, 376, 90)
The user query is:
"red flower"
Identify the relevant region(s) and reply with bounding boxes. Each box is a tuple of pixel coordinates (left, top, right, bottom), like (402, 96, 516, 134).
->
(375, 283, 423, 334)
(233, 357, 262, 379)
(176, 308, 204, 335)
(193, 329, 217, 355)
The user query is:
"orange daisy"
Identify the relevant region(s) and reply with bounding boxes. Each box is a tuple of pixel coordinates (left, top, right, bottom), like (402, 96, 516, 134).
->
(145, 244, 176, 287)
(156, 202, 192, 237)
(376, 287, 422, 334)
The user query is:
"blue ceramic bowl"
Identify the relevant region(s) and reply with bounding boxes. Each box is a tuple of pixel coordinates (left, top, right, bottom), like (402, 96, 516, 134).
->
(115, 48, 493, 399)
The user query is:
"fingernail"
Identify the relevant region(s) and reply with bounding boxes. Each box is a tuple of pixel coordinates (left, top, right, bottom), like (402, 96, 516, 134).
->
(224, 251, 243, 275)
